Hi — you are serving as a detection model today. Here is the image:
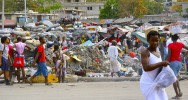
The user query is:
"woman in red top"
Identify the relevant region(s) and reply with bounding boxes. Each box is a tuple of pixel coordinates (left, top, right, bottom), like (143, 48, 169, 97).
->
(168, 34, 188, 99)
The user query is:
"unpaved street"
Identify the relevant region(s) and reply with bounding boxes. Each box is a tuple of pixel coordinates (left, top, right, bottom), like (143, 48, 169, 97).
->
(0, 81, 188, 100)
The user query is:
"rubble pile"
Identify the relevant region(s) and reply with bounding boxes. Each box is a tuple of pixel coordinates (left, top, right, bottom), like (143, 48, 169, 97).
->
(65, 45, 110, 73)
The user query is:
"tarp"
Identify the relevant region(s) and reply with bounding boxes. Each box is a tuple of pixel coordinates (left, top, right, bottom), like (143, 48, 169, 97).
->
(99, 28, 108, 33)
(114, 17, 133, 24)
(80, 40, 94, 46)
(132, 31, 148, 45)
(117, 28, 129, 33)
(124, 26, 134, 32)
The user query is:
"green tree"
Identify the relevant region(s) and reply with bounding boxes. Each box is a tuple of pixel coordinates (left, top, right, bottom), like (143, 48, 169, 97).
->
(0, 0, 62, 13)
(146, 1, 164, 15)
(118, 0, 137, 17)
(172, 4, 182, 16)
(186, 8, 188, 13)
(133, 0, 148, 18)
(118, 0, 147, 18)
(99, 0, 119, 19)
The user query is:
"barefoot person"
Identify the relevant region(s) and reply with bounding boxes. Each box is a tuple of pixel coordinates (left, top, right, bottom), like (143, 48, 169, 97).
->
(28, 37, 52, 85)
(140, 31, 169, 100)
(167, 34, 188, 99)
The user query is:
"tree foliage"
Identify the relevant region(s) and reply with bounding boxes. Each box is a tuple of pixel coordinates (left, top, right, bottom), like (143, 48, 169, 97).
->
(99, 0, 119, 19)
(0, 0, 62, 13)
(118, 0, 148, 18)
(100, 0, 165, 19)
(172, 4, 182, 16)
(145, 1, 164, 15)
(133, 0, 148, 18)
(118, 0, 137, 18)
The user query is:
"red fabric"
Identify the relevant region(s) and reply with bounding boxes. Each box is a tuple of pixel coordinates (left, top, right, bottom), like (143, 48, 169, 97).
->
(129, 52, 136, 58)
(13, 57, 24, 68)
(168, 42, 184, 62)
(116, 38, 121, 43)
(38, 45, 46, 62)
(62, 46, 68, 50)
(8, 44, 13, 57)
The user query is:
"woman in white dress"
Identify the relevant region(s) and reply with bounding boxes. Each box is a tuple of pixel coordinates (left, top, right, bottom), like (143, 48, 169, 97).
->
(140, 31, 170, 100)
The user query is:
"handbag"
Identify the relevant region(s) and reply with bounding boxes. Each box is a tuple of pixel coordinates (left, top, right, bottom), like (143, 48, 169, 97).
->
(13, 56, 24, 67)
(155, 66, 177, 88)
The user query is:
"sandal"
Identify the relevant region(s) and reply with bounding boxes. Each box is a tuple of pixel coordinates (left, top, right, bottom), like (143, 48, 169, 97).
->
(27, 78, 32, 86)
(45, 83, 52, 86)
(171, 96, 180, 99)
(179, 92, 183, 97)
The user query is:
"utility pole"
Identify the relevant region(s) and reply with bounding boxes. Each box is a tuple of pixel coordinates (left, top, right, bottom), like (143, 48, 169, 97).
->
(24, 0, 27, 24)
(2, 0, 5, 29)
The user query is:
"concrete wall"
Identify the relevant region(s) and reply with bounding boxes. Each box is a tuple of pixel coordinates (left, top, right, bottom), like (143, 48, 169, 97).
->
(140, 15, 187, 23)
(62, 2, 104, 18)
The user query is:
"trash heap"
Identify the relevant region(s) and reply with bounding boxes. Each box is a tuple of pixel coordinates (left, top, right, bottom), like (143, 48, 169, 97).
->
(65, 45, 110, 74)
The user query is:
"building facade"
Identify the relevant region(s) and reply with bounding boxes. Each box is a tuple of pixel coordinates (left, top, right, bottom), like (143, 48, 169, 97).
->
(59, 0, 105, 19)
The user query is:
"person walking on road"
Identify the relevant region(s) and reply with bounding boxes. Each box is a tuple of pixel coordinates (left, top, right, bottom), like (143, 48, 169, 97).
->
(167, 34, 188, 99)
(140, 31, 169, 100)
(107, 40, 121, 77)
(28, 37, 52, 85)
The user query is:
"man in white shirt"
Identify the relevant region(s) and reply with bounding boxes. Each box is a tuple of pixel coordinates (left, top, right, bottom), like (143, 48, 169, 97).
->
(107, 40, 121, 77)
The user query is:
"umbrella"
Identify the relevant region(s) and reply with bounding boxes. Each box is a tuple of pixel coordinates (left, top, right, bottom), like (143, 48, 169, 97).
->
(132, 31, 148, 45)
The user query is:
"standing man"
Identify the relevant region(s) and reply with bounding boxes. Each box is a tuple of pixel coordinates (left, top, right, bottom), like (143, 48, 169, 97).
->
(28, 37, 52, 85)
(0, 36, 12, 85)
(167, 34, 188, 99)
(107, 40, 121, 77)
(126, 37, 132, 52)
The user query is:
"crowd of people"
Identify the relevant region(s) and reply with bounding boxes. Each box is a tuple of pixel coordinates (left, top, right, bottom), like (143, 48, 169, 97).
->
(0, 35, 70, 85)
(0, 26, 187, 100)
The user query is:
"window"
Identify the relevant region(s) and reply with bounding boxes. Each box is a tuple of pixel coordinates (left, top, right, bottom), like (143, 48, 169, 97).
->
(99, 6, 102, 10)
(87, 7, 92, 10)
(67, 0, 71, 2)
(75, 7, 78, 9)
(75, 0, 79, 2)
(6, 15, 11, 20)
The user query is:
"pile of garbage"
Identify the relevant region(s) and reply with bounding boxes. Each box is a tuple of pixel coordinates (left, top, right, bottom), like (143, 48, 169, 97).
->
(65, 45, 110, 74)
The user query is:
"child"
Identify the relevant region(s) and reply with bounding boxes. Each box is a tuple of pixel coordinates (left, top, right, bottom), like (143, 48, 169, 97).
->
(53, 44, 69, 83)
(14, 37, 31, 83)
(0, 36, 13, 85)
